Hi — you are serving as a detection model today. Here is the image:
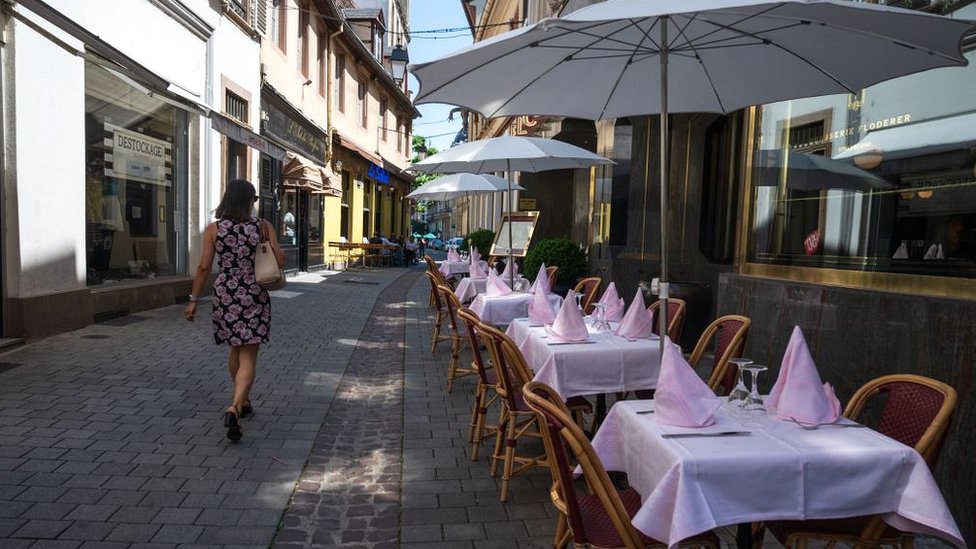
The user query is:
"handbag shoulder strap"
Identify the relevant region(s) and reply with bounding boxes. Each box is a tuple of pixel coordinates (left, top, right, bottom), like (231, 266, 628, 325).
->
(259, 219, 270, 243)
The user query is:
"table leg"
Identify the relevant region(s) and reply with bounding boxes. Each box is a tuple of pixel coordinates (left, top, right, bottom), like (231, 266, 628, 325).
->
(736, 522, 753, 549)
(594, 394, 607, 432)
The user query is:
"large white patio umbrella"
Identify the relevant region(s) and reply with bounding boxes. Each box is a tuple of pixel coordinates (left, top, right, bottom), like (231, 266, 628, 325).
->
(409, 135, 613, 284)
(407, 172, 524, 201)
(410, 0, 974, 346)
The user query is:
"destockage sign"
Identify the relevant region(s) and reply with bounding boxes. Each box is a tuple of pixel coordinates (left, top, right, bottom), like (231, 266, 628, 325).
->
(104, 123, 171, 186)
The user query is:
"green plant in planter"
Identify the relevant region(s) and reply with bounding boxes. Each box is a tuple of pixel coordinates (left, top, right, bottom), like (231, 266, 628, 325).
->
(524, 238, 587, 286)
(463, 229, 495, 255)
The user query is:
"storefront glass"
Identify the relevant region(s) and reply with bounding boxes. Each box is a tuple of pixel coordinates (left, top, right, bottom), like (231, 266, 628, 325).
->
(280, 189, 299, 246)
(747, 11, 976, 279)
(84, 62, 187, 286)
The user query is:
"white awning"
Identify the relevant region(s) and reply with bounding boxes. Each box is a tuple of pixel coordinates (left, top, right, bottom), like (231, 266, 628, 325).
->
(834, 112, 976, 162)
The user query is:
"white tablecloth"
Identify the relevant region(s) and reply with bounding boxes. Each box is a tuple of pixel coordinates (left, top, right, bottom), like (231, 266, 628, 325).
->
(470, 292, 562, 326)
(455, 275, 529, 303)
(506, 318, 661, 399)
(438, 260, 489, 278)
(589, 401, 964, 549)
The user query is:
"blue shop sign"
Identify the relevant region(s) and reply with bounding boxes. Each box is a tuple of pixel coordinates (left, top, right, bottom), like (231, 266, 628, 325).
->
(368, 163, 390, 184)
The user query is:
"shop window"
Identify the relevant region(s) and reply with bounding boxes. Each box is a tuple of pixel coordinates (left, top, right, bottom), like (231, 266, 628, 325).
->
(281, 189, 298, 246)
(374, 184, 383, 234)
(362, 181, 371, 238)
(84, 61, 186, 286)
(309, 194, 324, 244)
(747, 45, 976, 278)
(340, 170, 351, 239)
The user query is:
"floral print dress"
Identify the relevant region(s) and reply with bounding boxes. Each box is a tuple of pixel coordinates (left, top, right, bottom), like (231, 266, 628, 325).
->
(212, 217, 271, 345)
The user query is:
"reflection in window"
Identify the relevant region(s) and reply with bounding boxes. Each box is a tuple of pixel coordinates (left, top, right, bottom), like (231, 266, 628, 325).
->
(281, 189, 298, 246)
(84, 62, 186, 286)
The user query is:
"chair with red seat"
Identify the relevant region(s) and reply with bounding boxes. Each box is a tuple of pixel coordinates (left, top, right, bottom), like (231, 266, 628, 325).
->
(647, 298, 687, 343)
(687, 315, 751, 396)
(546, 265, 559, 288)
(756, 373, 958, 549)
(457, 307, 499, 461)
(437, 284, 477, 392)
(573, 276, 602, 315)
(477, 322, 592, 502)
(522, 381, 720, 549)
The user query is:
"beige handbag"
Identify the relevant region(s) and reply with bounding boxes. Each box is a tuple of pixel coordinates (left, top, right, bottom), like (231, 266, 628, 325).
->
(255, 220, 286, 290)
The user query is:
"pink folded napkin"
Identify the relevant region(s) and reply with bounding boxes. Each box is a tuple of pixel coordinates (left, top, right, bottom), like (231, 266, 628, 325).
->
(545, 291, 589, 342)
(528, 285, 556, 325)
(470, 246, 481, 264)
(596, 282, 626, 322)
(614, 289, 653, 339)
(485, 270, 512, 297)
(767, 326, 842, 424)
(447, 247, 460, 262)
(529, 262, 551, 295)
(655, 337, 722, 427)
(500, 259, 519, 280)
(468, 260, 488, 279)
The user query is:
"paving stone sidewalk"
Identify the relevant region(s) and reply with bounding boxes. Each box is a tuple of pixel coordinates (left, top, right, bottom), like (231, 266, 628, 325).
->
(0, 267, 410, 549)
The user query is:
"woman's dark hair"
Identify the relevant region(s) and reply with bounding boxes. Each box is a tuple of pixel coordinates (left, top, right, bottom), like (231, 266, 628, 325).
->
(215, 179, 257, 221)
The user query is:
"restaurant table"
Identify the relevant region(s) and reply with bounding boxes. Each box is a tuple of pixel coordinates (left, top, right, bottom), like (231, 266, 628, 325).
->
(506, 318, 661, 400)
(469, 292, 562, 326)
(588, 401, 964, 549)
(455, 275, 529, 303)
(439, 259, 490, 279)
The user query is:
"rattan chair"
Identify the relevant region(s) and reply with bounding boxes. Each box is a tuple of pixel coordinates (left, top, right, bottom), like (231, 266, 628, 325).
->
(573, 276, 602, 315)
(477, 322, 592, 502)
(437, 285, 477, 392)
(457, 307, 500, 461)
(424, 272, 451, 354)
(647, 298, 687, 343)
(685, 315, 751, 396)
(522, 381, 720, 549)
(757, 374, 958, 549)
(546, 266, 559, 288)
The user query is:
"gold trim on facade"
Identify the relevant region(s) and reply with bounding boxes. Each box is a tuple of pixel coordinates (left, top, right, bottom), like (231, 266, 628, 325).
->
(735, 106, 976, 301)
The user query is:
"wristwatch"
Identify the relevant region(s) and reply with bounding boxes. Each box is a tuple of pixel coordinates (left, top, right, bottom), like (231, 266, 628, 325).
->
(188, 294, 199, 302)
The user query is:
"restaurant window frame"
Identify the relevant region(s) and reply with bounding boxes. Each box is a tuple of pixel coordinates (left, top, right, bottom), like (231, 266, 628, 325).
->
(361, 178, 371, 238)
(340, 170, 351, 239)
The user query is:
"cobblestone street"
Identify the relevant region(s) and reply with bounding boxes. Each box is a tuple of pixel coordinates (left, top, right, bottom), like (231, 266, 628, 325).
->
(0, 262, 561, 549)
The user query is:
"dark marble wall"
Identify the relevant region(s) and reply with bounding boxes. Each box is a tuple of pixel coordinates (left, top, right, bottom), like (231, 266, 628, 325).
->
(718, 273, 976, 546)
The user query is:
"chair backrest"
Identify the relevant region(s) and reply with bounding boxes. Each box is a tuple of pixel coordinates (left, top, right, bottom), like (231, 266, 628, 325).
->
(457, 307, 491, 385)
(688, 315, 752, 395)
(546, 266, 559, 288)
(844, 374, 957, 468)
(424, 271, 445, 311)
(423, 254, 438, 272)
(477, 322, 533, 412)
(522, 381, 644, 549)
(572, 276, 602, 315)
(648, 298, 687, 343)
(437, 284, 463, 335)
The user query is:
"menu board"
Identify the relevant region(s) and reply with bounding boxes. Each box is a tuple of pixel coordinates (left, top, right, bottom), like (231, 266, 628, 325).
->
(491, 211, 539, 257)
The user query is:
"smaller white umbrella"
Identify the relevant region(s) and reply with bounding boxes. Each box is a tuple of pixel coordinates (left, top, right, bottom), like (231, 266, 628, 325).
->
(407, 173, 525, 201)
(409, 135, 613, 174)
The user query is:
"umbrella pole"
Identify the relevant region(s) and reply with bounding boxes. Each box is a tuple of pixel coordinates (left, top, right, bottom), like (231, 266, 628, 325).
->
(658, 17, 670, 359)
(507, 167, 515, 287)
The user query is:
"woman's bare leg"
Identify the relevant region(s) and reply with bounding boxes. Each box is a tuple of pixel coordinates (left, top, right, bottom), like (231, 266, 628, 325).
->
(231, 343, 259, 411)
(227, 346, 241, 383)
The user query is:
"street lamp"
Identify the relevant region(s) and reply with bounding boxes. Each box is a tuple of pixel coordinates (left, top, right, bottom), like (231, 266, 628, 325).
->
(390, 44, 409, 85)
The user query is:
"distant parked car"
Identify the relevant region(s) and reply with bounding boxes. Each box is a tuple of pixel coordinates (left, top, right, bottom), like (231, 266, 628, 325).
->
(446, 237, 465, 249)
(430, 238, 446, 250)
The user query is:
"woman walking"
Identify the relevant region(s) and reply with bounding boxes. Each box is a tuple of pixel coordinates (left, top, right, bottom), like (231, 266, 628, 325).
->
(184, 180, 285, 442)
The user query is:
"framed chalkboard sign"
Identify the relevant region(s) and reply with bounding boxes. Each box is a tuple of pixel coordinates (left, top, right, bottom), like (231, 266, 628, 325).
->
(491, 211, 539, 257)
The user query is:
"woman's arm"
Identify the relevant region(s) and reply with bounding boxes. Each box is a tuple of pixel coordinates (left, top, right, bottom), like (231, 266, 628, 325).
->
(263, 220, 286, 267)
(184, 223, 217, 322)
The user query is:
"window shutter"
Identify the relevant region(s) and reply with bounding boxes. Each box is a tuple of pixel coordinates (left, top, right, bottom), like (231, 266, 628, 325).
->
(252, 0, 267, 34)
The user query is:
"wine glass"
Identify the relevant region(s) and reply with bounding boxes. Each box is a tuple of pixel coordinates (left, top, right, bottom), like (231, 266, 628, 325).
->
(725, 358, 753, 414)
(742, 364, 768, 414)
(575, 292, 584, 314)
(591, 303, 611, 333)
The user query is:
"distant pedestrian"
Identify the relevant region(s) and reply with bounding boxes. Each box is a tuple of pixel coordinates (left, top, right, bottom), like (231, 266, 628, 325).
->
(183, 180, 284, 442)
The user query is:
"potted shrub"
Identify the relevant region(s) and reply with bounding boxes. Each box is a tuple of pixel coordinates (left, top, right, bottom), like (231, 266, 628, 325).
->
(524, 238, 587, 292)
(462, 229, 496, 256)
